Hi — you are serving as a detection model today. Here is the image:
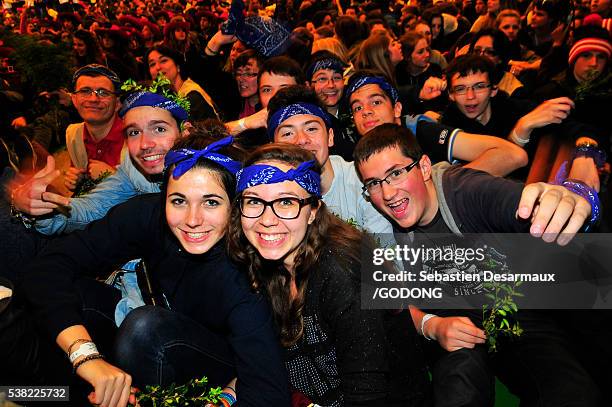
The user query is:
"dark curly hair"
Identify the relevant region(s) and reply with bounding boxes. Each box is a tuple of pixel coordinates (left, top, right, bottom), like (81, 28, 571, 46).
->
(227, 143, 365, 346)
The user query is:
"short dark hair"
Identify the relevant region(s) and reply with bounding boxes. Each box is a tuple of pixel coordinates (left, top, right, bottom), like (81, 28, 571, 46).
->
(353, 123, 423, 171)
(445, 54, 501, 86)
(258, 56, 305, 85)
(72, 64, 121, 91)
(233, 49, 264, 73)
(267, 85, 329, 130)
(305, 50, 347, 80)
(469, 28, 512, 66)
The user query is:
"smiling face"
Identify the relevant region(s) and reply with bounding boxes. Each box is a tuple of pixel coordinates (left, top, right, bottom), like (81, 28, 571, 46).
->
(71, 75, 120, 126)
(448, 71, 497, 122)
(148, 50, 181, 85)
(311, 68, 344, 108)
(273, 114, 333, 167)
(349, 83, 402, 136)
(124, 106, 181, 175)
(240, 161, 318, 271)
(259, 72, 298, 108)
(166, 168, 230, 254)
(357, 146, 435, 228)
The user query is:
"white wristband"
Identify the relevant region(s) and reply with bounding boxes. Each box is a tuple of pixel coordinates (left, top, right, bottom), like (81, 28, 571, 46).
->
(237, 118, 246, 132)
(420, 314, 437, 341)
(69, 342, 98, 364)
(510, 129, 529, 146)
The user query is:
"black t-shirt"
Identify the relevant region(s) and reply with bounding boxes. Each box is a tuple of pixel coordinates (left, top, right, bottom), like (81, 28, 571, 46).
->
(397, 166, 529, 322)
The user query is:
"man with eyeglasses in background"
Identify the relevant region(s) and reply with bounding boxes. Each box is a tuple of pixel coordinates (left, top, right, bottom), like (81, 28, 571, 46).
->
(64, 65, 124, 192)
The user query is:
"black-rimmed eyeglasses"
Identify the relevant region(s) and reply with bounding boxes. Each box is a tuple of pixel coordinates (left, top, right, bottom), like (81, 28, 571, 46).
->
(240, 196, 319, 219)
(362, 157, 422, 198)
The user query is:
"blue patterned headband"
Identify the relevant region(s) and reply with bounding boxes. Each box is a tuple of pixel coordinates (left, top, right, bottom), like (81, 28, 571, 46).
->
(164, 136, 242, 178)
(236, 160, 321, 197)
(119, 91, 189, 123)
(306, 57, 346, 80)
(267, 103, 332, 139)
(345, 76, 399, 104)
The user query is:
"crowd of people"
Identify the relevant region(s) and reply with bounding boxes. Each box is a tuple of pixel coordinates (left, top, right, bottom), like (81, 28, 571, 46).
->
(0, 0, 611, 406)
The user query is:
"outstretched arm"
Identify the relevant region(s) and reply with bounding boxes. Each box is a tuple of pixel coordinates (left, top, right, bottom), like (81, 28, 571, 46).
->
(453, 131, 528, 177)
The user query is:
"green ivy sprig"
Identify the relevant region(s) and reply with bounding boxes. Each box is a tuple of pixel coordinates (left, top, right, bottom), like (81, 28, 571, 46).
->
(120, 74, 191, 113)
(73, 170, 113, 197)
(575, 70, 612, 103)
(131, 376, 223, 407)
(482, 279, 523, 352)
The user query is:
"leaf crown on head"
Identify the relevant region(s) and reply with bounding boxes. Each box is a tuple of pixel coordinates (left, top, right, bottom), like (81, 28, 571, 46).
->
(120, 73, 191, 113)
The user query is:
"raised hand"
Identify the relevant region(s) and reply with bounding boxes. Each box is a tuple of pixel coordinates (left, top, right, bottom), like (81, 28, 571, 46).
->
(10, 155, 70, 216)
(517, 182, 591, 246)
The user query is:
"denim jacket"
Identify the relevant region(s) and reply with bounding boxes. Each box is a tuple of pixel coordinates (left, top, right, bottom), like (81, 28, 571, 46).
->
(36, 154, 160, 235)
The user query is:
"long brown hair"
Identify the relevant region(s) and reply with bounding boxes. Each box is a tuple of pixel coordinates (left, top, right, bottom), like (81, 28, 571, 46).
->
(227, 144, 364, 346)
(355, 32, 397, 86)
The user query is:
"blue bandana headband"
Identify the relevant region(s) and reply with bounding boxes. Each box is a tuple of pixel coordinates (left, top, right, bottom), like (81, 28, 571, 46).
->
(267, 103, 332, 139)
(346, 76, 399, 104)
(164, 136, 242, 178)
(236, 160, 321, 197)
(306, 57, 346, 80)
(119, 91, 189, 123)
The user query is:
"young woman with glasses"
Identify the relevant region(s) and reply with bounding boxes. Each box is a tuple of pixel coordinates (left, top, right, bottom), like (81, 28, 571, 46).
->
(228, 143, 430, 407)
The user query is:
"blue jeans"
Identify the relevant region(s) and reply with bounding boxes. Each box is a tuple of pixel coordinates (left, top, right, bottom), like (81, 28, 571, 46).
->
(114, 306, 236, 387)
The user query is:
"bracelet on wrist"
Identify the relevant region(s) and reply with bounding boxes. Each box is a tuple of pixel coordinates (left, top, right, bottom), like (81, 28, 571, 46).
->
(218, 392, 237, 406)
(237, 118, 246, 132)
(73, 353, 104, 373)
(573, 145, 607, 169)
(420, 313, 437, 341)
(9, 189, 36, 229)
(67, 338, 93, 356)
(69, 342, 99, 364)
(510, 129, 529, 147)
(560, 178, 600, 232)
(206, 44, 219, 55)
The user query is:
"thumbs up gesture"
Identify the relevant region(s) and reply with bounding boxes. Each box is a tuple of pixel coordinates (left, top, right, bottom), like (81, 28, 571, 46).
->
(10, 156, 71, 216)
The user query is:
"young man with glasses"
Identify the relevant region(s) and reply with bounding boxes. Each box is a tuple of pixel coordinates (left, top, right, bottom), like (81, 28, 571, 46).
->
(64, 64, 124, 192)
(441, 54, 601, 187)
(267, 85, 394, 236)
(345, 70, 528, 177)
(354, 123, 602, 407)
(305, 51, 358, 161)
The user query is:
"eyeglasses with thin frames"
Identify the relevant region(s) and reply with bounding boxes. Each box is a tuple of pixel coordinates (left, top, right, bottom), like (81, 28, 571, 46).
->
(73, 87, 117, 98)
(240, 196, 319, 220)
(450, 82, 492, 95)
(362, 156, 422, 198)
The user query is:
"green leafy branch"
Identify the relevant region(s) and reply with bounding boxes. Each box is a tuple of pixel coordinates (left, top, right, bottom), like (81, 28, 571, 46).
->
(575, 70, 612, 103)
(73, 170, 113, 197)
(120, 73, 191, 113)
(482, 279, 523, 352)
(131, 376, 223, 407)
